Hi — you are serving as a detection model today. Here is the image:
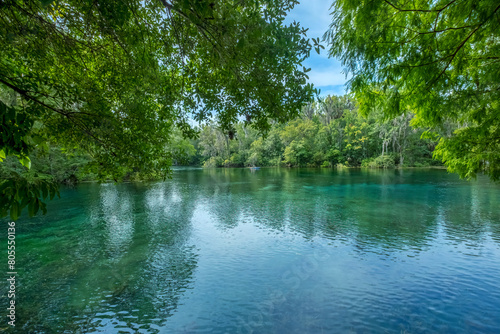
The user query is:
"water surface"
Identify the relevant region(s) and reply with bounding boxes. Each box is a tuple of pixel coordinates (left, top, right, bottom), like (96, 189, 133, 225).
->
(1, 168, 500, 333)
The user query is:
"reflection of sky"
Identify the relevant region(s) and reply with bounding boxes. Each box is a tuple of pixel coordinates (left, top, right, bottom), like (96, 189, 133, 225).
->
(164, 170, 500, 333)
(285, 1, 349, 96)
(9, 169, 500, 333)
(99, 184, 134, 259)
(145, 184, 167, 228)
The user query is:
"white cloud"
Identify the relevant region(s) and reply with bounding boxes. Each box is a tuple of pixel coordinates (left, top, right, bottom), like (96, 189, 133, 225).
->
(308, 66, 349, 87)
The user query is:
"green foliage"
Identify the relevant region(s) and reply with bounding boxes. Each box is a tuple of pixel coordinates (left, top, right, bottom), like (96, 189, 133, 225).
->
(0, 172, 59, 221)
(170, 128, 197, 166)
(326, 0, 500, 180)
(284, 140, 309, 166)
(195, 94, 441, 169)
(203, 156, 223, 168)
(362, 155, 396, 169)
(434, 128, 500, 180)
(1, 0, 317, 219)
(321, 161, 331, 168)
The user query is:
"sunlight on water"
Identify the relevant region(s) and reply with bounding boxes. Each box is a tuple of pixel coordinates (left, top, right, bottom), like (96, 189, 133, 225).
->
(1, 168, 500, 333)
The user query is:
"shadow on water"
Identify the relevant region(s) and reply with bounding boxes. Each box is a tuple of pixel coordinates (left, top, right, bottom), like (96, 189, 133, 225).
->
(0, 167, 499, 333)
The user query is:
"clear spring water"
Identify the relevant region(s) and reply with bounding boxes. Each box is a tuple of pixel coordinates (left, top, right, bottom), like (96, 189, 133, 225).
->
(1, 168, 500, 333)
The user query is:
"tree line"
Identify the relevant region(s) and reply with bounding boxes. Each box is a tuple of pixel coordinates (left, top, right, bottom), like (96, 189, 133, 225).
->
(1, 0, 498, 220)
(187, 95, 443, 169)
(0, 94, 445, 186)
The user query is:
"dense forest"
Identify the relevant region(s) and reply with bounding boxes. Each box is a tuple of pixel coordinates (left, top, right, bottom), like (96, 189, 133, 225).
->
(0, 94, 445, 186)
(1, 0, 498, 220)
(193, 95, 443, 169)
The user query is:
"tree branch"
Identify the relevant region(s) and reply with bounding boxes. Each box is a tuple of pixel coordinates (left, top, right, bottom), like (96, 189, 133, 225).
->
(427, 3, 500, 89)
(0, 76, 117, 157)
(383, 0, 457, 13)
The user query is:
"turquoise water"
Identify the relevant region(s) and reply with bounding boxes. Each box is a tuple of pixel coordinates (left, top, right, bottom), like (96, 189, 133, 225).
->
(1, 168, 500, 333)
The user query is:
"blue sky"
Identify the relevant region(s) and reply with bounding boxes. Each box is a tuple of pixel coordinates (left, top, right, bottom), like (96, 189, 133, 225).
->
(286, 0, 349, 97)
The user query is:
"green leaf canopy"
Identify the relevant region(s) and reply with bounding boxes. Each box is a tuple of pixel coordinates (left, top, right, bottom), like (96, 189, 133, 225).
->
(0, 0, 315, 219)
(326, 0, 500, 180)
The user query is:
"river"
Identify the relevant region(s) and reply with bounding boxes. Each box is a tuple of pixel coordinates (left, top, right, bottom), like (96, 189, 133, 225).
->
(1, 168, 499, 333)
